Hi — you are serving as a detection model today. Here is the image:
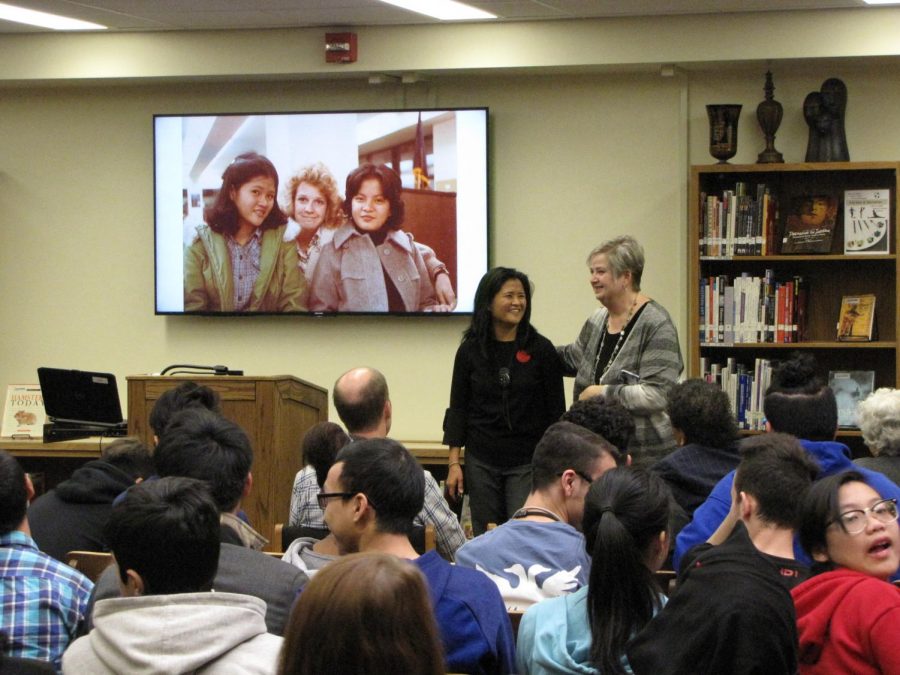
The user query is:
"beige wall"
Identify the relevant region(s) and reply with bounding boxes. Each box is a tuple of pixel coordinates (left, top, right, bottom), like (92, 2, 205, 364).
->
(1, 10, 899, 443)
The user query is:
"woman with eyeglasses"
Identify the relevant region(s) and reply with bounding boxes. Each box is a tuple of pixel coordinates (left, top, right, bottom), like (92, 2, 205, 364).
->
(791, 470, 900, 674)
(443, 267, 565, 536)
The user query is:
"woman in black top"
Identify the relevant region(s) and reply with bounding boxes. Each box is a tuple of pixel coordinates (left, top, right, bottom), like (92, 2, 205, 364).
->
(443, 267, 565, 535)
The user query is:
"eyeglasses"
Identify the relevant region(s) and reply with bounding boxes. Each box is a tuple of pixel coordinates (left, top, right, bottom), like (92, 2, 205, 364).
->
(832, 498, 898, 535)
(558, 470, 594, 484)
(316, 492, 354, 509)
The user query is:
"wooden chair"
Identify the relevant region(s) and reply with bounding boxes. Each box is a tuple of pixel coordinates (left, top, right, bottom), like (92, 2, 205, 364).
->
(652, 569, 677, 595)
(508, 609, 524, 642)
(67, 550, 114, 583)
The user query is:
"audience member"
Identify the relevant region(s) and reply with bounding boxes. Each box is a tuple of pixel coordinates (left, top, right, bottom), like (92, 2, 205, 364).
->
(278, 552, 444, 675)
(0, 634, 54, 675)
(148, 380, 220, 442)
(456, 422, 620, 610)
(516, 468, 670, 675)
(854, 387, 900, 485)
(792, 470, 900, 674)
(283, 421, 350, 575)
(322, 438, 515, 674)
(560, 396, 635, 460)
(650, 378, 740, 520)
(627, 433, 819, 675)
(90, 409, 307, 635)
(28, 438, 153, 561)
(0, 451, 93, 669)
(63, 477, 282, 674)
(317, 366, 465, 560)
(675, 353, 900, 574)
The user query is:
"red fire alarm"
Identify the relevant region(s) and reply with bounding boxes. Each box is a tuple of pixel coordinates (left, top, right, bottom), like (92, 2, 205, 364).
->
(325, 32, 357, 63)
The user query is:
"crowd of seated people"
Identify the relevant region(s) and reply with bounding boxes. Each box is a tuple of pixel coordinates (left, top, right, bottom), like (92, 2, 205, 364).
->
(2, 354, 899, 674)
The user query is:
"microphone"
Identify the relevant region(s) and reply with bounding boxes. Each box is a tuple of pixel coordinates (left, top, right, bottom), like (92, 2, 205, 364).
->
(499, 367, 511, 388)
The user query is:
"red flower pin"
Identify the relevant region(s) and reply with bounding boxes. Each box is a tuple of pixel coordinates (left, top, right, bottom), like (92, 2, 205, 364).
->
(516, 350, 531, 363)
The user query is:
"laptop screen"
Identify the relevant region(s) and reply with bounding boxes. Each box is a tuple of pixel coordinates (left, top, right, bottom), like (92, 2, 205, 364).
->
(37, 367, 124, 427)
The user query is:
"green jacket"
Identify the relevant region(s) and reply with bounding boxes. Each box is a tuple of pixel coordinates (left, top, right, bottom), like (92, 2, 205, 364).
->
(184, 224, 307, 312)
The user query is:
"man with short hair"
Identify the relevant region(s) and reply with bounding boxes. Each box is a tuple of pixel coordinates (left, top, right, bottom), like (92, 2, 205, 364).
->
(28, 438, 154, 561)
(90, 409, 307, 635)
(674, 354, 900, 573)
(627, 433, 819, 675)
(295, 366, 465, 559)
(455, 421, 621, 610)
(148, 380, 220, 443)
(322, 438, 515, 675)
(0, 451, 93, 669)
(560, 396, 635, 460)
(63, 477, 282, 674)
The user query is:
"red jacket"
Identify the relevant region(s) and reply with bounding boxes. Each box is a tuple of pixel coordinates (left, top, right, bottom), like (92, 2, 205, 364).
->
(791, 568, 900, 675)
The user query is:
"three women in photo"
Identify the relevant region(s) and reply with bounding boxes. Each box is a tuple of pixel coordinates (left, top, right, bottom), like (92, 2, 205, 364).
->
(558, 236, 683, 467)
(443, 267, 565, 535)
(184, 152, 307, 312)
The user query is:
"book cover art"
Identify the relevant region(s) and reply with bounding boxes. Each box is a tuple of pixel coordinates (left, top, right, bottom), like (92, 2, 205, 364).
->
(1, 384, 46, 438)
(844, 189, 890, 254)
(836, 294, 876, 341)
(781, 195, 839, 254)
(828, 370, 875, 428)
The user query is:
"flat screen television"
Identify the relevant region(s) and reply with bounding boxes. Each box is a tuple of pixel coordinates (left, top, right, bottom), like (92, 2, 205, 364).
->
(154, 108, 489, 315)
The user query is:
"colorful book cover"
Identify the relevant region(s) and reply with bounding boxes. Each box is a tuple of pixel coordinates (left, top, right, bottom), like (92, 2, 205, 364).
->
(1, 384, 46, 439)
(781, 195, 839, 254)
(844, 189, 890, 254)
(828, 370, 875, 428)
(836, 294, 876, 341)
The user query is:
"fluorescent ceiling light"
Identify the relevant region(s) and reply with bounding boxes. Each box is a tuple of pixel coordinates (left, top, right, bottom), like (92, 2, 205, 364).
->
(377, 0, 496, 21)
(863, 0, 900, 4)
(0, 2, 106, 30)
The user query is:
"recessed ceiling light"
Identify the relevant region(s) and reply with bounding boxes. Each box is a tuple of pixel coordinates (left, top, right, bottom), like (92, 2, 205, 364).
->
(377, 0, 496, 21)
(0, 2, 106, 30)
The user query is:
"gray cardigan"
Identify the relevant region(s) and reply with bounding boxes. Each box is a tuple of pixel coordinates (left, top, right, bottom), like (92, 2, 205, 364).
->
(558, 300, 683, 466)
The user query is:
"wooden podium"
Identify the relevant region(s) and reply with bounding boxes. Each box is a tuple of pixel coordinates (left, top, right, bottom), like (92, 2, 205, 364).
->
(127, 375, 328, 544)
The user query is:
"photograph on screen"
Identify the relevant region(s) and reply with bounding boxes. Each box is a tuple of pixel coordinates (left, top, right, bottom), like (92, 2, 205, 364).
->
(154, 109, 489, 316)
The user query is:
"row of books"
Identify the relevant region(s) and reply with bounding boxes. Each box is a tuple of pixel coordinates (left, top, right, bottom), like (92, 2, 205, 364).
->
(699, 357, 773, 430)
(699, 271, 808, 345)
(699, 182, 778, 257)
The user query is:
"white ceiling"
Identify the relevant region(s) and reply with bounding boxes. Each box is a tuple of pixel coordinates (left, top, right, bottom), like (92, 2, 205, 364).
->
(0, 0, 879, 33)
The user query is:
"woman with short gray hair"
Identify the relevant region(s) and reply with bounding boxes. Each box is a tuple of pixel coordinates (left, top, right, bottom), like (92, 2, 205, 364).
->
(854, 387, 900, 485)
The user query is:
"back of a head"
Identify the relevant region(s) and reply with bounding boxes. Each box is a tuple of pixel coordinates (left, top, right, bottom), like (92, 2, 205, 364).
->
(734, 433, 820, 529)
(153, 408, 252, 513)
(561, 397, 635, 456)
(105, 476, 220, 595)
(763, 353, 837, 441)
(278, 552, 444, 675)
(531, 421, 618, 492)
(582, 468, 671, 675)
(0, 451, 27, 536)
(302, 422, 352, 489)
(335, 438, 424, 536)
(856, 387, 900, 457)
(149, 381, 221, 438)
(333, 368, 388, 434)
(666, 379, 739, 449)
(101, 438, 155, 481)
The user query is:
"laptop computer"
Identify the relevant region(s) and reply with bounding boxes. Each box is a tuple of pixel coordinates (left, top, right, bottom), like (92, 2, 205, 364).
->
(37, 367, 125, 428)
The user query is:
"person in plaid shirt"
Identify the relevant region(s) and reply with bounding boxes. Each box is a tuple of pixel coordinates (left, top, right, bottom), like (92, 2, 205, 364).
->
(0, 451, 93, 670)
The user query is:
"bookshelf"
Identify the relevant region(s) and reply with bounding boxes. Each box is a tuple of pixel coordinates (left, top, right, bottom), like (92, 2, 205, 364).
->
(689, 162, 900, 447)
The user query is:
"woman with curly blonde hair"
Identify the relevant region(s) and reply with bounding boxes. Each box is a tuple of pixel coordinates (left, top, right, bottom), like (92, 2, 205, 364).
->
(281, 163, 345, 280)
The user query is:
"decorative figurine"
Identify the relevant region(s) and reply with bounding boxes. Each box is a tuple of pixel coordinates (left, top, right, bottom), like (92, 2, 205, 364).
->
(756, 71, 784, 164)
(706, 104, 742, 164)
(804, 78, 849, 162)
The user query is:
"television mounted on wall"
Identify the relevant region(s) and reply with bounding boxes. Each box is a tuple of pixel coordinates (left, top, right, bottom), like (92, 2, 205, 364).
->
(154, 108, 489, 316)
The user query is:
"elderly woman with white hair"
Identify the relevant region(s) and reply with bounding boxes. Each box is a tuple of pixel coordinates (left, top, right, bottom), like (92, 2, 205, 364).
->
(853, 387, 900, 485)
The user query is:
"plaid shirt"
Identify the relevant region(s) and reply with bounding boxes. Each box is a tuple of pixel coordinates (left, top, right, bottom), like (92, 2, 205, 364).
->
(288, 466, 466, 560)
(226, 229, 262, 311)
(0, 531, 93, 670)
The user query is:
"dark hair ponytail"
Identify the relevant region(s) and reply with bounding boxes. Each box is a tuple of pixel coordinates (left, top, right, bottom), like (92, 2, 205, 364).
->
(583, 468, 670, 674)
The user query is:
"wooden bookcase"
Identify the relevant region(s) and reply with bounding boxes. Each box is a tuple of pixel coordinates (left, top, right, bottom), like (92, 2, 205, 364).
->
(688, 162, 900, 448)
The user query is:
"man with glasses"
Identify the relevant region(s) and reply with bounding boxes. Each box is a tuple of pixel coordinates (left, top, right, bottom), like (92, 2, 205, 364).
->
(627, 432, 819, 675)
(320, 437, 515, 675)
(455, 421, 622, 611)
